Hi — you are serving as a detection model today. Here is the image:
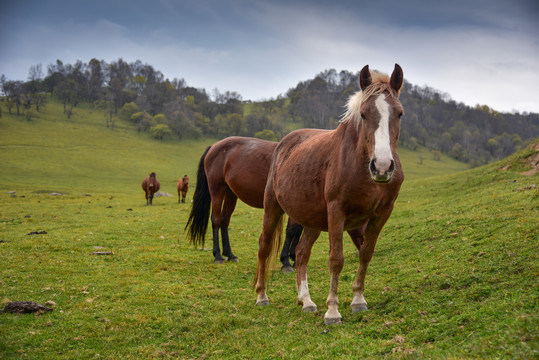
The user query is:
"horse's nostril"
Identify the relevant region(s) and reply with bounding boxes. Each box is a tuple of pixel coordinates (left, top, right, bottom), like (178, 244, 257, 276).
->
(370, 159, 377, 173)
(388, 160, 395, 173)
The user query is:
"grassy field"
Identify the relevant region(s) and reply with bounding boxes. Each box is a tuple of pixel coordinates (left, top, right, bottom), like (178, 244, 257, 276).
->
(0, 99, 537, 359)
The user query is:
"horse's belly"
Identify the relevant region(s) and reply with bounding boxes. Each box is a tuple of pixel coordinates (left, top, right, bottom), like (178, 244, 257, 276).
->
(276, 189, 329, 230)
(229, 178, 266, 208)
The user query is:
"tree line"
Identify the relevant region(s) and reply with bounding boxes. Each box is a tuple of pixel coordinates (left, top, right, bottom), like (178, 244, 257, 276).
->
(285, 69, 538, 166)
(1, 58, 538, 166)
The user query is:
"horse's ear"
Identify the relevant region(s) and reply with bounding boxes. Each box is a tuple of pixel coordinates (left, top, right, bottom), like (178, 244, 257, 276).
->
(390, 63, 404, 93)
(359, 65, 371, 91)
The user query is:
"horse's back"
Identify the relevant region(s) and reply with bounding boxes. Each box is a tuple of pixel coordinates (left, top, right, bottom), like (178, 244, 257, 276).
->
(273, 128, 333, 173)
(205, 137, 277, 208)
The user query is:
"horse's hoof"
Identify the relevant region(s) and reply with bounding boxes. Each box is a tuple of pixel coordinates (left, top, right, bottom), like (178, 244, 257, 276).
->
(324, 308, 342, 325)
(302, 304, 317, 312)
(227, 256, 239, 263)
(351, 303, 368, 313)
(256, 299, 269, 306)
(214, 259, 225, 264)
(324, 316, 343, 325)
(281, 265, 294, 273)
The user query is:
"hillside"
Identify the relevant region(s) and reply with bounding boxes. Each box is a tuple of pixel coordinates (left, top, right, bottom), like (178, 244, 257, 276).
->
(3, 58, 538, 169)
(0, 96, 468, 193)
(0, 98, 537, 358)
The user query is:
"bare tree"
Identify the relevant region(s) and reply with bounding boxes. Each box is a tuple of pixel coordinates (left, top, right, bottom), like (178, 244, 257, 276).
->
(28, 64, 43, 82)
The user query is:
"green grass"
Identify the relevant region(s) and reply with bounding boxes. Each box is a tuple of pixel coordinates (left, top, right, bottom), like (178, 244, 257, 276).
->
(1, 98, 537, 359)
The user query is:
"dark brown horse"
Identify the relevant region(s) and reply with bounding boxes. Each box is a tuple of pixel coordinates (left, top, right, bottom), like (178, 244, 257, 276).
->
(185, 136, 302, 269)
(255, 64, 405, 325)
(177, 174, 189, 203)
(142, 172, 160, 205)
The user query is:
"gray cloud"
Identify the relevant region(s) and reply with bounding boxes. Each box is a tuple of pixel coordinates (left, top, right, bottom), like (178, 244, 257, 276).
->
(0, 0, 537, 112)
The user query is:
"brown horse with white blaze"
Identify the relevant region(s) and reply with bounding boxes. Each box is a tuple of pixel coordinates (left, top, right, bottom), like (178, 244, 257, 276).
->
(254, 64, 405, 325)
(177, 174, 189, 203)
(142, 172, 160, 205)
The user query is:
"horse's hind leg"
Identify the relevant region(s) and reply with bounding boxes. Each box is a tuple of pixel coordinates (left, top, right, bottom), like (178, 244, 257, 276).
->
(280, 218, 294, 272)
(210, 187, 226, 264)
(289, 226, 301, 264)
(210, 213, 225, 263)
(280, 219, 302, 273)
(295, 227, 320, 312)
(255, 197, 284, 306)
(221, 189, 238, 262)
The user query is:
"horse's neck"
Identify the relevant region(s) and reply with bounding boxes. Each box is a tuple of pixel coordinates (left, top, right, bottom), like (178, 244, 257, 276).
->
(334, 120, 369, 161)
(327, 121, 370, 183)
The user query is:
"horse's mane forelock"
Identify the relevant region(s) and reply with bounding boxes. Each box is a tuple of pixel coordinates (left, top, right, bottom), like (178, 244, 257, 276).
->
(340, 71, 398, 125)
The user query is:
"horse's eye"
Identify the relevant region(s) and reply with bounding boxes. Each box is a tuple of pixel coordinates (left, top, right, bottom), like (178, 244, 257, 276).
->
(361, 113, 367, 120)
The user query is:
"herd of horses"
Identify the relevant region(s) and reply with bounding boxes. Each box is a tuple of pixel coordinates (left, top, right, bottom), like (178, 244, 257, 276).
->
(141, 173, 190, 205)
(143, 65, 405, 325)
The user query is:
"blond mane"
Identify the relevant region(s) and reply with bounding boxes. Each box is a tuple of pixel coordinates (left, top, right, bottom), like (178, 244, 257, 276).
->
(340, 71, 399, 124)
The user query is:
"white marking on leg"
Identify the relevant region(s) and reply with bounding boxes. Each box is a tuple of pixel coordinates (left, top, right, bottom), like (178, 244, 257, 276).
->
(297, 279, 317, 312)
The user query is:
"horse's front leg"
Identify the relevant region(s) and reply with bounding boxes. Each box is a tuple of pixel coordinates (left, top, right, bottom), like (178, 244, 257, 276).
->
(295, 227, 321, 312)
(351, 217, 388, 313)
(347, 226, 369, 312)
(325, 206, 345, 325)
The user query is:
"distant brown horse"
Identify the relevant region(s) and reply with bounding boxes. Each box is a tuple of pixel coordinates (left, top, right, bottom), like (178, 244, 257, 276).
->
(142, 172, 160, 205)
(185, 136, 302, 269)
(177, 175, 189, 203)
(255, 64, 405, 325)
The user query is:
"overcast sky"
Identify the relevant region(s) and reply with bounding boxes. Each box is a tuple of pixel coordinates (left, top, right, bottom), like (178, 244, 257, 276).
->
(1, 0, 538, 113)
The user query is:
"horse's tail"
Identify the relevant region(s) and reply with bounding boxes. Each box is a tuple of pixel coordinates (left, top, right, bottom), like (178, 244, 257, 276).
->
(253, 214, 284, 288)
(185, 146, 212, 248)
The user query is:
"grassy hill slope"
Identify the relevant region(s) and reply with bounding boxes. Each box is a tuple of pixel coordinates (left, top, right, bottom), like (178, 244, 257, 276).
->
(0, 100, 536, 359)
(0, 97, 468, 194)
(0, 100, 215, 194)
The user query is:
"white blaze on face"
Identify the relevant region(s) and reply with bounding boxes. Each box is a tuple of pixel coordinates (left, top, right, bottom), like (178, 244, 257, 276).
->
(374, 94, 393, 173)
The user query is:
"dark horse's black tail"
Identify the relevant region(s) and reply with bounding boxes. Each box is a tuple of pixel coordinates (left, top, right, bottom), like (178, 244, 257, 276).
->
(185, 146, 212, 248)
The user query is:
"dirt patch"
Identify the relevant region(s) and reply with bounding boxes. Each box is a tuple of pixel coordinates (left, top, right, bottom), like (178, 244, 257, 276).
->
(26, 231, 48, 235)
(1, 301, 53, 314)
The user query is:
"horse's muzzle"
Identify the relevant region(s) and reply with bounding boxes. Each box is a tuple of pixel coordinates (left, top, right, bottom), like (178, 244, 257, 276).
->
(370, 158, 394, 183)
